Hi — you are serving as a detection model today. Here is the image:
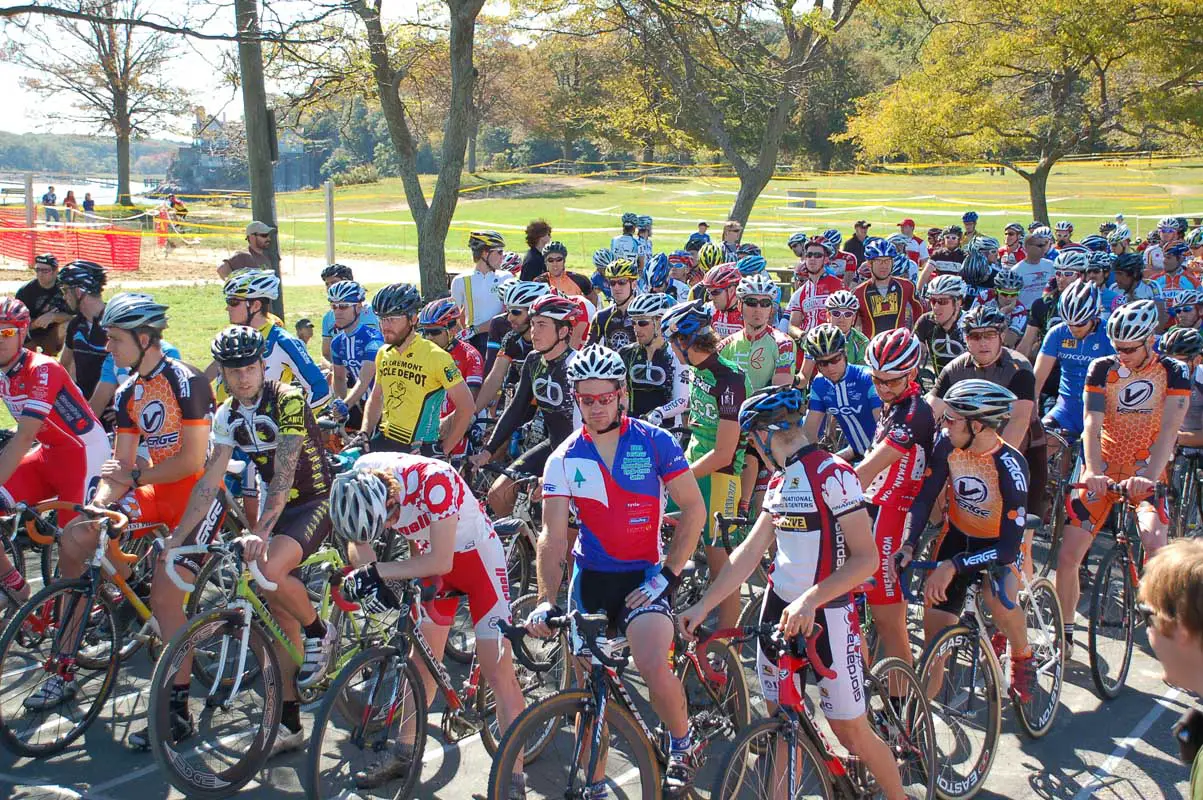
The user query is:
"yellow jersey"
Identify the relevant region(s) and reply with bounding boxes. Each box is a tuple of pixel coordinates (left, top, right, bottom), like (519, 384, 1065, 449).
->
(375, 335, 464, 445)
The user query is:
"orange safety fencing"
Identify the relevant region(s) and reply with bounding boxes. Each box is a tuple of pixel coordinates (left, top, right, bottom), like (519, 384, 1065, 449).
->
(0, 208, 141, 271)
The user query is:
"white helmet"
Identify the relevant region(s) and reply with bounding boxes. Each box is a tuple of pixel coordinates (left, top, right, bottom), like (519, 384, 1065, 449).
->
(567, 345, 626, 383)
(1057, 281, 1101, 326)
(223, 268, 280, 301)
(627, 292, 676, 318)
(329, 469, 389, 544)
(943, 379, 1017, 428)
(825, 290, 859, 312)
(503, 281, 550, 309)
(1106, 299, 1159, 343)
(735, 273, 780, 301)
(926, 274, 966, 298)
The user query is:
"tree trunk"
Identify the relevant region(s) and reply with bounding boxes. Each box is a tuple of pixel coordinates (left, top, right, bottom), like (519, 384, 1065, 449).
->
(729, 163, 775, 227)
(467, 132, 477, 174)
(641, 142, 654, 164)
(115, 126, 132, 206)
(1025, 158, 1055, 225)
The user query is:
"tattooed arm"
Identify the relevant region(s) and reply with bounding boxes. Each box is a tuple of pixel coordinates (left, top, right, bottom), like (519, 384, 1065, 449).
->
(166, 443, 234, 548)
(252, 433, 302, 540)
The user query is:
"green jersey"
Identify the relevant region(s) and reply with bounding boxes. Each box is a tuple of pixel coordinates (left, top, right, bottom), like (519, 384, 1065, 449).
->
(719, 327, 797, 393)
(686, 352, 751, 475)
(846, 328, 870, 365)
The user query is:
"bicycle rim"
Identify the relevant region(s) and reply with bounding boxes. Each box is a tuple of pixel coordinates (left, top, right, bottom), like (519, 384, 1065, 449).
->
(1088, 546, 1134, 700)
(0, 581, 118, 757)
(1014, 578, 1063, 737)
(868, 656, 938, 800)
(149, 611, 282, 799)
(714, 716, 835, 799)
(919, 626, 1001, 800)
(677, 638, 750, 796)
(487, 689, 659, 800)
(444, 599, 476, 665)
(306, 648, 426, 800)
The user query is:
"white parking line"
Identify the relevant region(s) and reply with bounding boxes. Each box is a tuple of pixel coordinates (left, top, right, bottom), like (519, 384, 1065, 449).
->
(1072, 686, 1181, 799)
(0, 772, 91, 798)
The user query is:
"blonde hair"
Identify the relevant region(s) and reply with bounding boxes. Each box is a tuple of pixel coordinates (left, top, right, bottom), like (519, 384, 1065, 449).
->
(1139, 538, 1203, 639)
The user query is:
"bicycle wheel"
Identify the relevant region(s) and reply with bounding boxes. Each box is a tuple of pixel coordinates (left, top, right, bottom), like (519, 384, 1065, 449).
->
(487, 689, 660, 800)
(918, 625, 1002, 800)
(305, 646, 427, 800)
(1171, 462, 1197, 540)
(713, 715, 835, 799)
(868, 656, 938, 800)
(477, 592, 569, 760)
(148, 610, 283, 799)
(444, 598, 476, 665)
(1031, 494, 1063, 579)
(0, 579, 119, 757)
(1088, 544, 1134, 700)
(677, 635, 749, 796)
(1014, 578, 1063, 737)
(735, 588, 767, 718)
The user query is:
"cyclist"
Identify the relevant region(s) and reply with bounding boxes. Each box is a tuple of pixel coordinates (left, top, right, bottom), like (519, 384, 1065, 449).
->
(475, 282, 548, 417)
(330, 456, 527, 797)
(896, 380, 1037, 702)
(667, 250, 698, 295)
(1085, 251, 1123, 313)
(788, 238, 845, 331)
(360, 283, 473, 455)
(1018, 249, 1088, 360)
(1145, 216, 1189, 278)
(855, 328, 935, 674)
(1001, 222, 1026, 263)
(417, 298, 483, 456)
(818, 229, 858, 286)
(219, 269, 331, 409)
(925, 224, 966, 271)
(799, 291, 870, 382)
(1169, 289, 1203, 334)
(914, 274, 967, 377)
(1162, 327, 1203, 448)
(319, 264, 379, 363)
(528, 344, 707, 798)
(1053, 220, 1078, 251)
(452, 231, 509, 356)
(620, 292, 689, 426)
(687, 242, 725, 302)
(1112, 252, 1167, 326)
(643, 252, 690, 301)
(852, 238, 923, 338)
(535, 240, 597, 304)
(328, 280, 383, 430)
(1157, 243, 1200, 311)
(786, 230, 809, 267)
(1059, 299, 1190, 657)
(636, 215, 654, 267)
(471, 294, 580, 517)
(591, 248, 614, 301)
(611, 212, 641, 261)
(662, 299, 749, 630)
(589, 258, 639, 349)
(58, 260, 110, 402)
(800, 324, 882, 460)
(962, 211, 981, 248)
(1034, 281, 1114, 444)
(481, 276, 517, 375)
(896, 218, 928, 266)
(698, 262, 744, 338)
(680, 384, 911, 800)
(162, 325, 335, 753)
(977, 268, 1028, 348)
(0, 297, 108, 610)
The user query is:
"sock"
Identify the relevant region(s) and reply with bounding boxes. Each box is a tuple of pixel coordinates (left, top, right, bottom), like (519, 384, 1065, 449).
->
(282, 700, 301, 733)
(1014, 646, 1033, 660)
(1063, 622, 1075, 642)
(670, 732, 693, 753)
(170, 682, 190, 715)
(302, 617, 327, 639)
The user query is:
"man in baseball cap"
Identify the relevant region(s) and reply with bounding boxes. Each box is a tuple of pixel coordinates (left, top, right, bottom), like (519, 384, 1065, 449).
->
(847, 220, 872, 265)
(218, 221, 275, 278)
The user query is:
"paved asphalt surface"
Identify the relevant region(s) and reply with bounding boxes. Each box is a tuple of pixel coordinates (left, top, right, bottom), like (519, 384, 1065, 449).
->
(0, 569, 1196, 800)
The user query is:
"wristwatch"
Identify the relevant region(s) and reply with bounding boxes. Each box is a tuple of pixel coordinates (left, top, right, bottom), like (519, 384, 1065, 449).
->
(130, 468, 142, 487)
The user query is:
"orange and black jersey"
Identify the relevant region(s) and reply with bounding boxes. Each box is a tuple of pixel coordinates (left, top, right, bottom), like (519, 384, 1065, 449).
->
(115, 357, 214, 465)
(905, 435, 1029, 572)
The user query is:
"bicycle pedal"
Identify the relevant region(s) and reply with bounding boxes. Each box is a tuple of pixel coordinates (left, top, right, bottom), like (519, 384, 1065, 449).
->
(440, 711, 481, 743)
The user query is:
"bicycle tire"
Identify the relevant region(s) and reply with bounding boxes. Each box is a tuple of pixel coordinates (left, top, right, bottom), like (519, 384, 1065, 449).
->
(713, 714, 835, 799)
(1088, 544, 1134, 700)
(486, 689, 660, 800)
(1014, 577, 1063, 737)
(918, 624, 1002, 800)
(676, 636, 750, 745)
(0, 579, 119, 757)
(868, 656, 938, 800)
(444, 599, 476, 664)
(148, 609, 283, 799)
(304, 645, 427, 800)
(504, 529, 535, 600)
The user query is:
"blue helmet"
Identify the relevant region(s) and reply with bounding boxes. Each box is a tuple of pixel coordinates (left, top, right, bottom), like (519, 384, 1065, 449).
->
(787, 232, 808, 249)
(735, 254, 767, 276)
(644, 252, 671, 289)
(892, 252, 911, 277)
(661, 299, 711, 343)
(962, 211, 979, 223)
(821, 229, 843, 249)
(417, 297, 463, 329)
(862, 237, 897, 261)
(738, 385, 805, 433)
(1080, 234, 1110, 253)
(1088, 251, 1115, 271)
(327, 280, 366, 304)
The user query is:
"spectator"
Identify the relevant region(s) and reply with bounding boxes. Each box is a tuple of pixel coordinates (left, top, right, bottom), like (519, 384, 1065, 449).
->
(895, 218, 929, 266)
(15, 254, 71, 356)
(720, 219, 743, 261)
(1137, 539, 1203, 799)
(62, 191, 79, 223)
(295, 318, 315, 345)
(41, 185, 58, 223)
(81, 193, 95, 214)
(519, 218, 552, 281)
(845, 220, 872, 265)
(217, 220, 274, 278)
(696, 221, 711, 242)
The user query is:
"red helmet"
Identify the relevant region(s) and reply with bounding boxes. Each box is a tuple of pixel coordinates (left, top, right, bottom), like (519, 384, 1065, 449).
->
(530, 293, 580, 322)
(0, 297, 31, 330)
(866, 328, 922, 375)
(702, 263, 743, 291)
(564, 295, 590, 325)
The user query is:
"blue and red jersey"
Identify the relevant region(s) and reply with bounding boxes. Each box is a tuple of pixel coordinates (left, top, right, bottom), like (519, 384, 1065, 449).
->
(542, 417, 690, 572)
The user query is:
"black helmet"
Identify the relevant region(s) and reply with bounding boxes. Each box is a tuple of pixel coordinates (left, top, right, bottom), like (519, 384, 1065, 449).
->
(959, 303, 1009, 334)
(1113, 252, 1144, 277)
(1161, 326, 1203, 358)
(58, 260, 107, 295)
(34, 253, 58, 270)
(211, 325, 264, 367)
(542, 240, 568, 257)
(371, 283, 422, 317)
(320, 263, 354, 282)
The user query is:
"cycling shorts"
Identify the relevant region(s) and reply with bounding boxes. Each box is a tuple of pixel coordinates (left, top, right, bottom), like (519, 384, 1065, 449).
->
(929, 526, 1021, 616)
(422, 538, 511, 641)
(119, 474, 225, 573)
(1041, 411, 1083, 442)
(698, 472, 742, 548)
(1068, 479, 1164, 536)
(273, 497, 332, 574)
(1026, 443, 1049, 520)
(510, 438, 554, 479)
(568, 565, 672, 651)
(1, 436, 108, 525)
(757, 590, 866, 721)
(865, 503, 907, 606)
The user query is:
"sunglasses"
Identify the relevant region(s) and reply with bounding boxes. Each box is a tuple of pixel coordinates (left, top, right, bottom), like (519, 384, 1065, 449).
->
(829, 309, 856, 319)
(330, 302, 355, 311)
(929, 297, 955, 306)
(967, 330, 1000, 341)
(507, 307, 527, 316)
(1114, 342, 1145, 355)
(1055, 270, 1081, 279)
(545, 256, 565, 263)
(816, 355, 844, 367)
(633, 319, 656, 327)
(742, 298, 775, 308)
(0, 328, 19, 338)
(225, 297, 246, 307)
(609, 279, 632, 288)
(805, 252, 826, 259)
(707, 288, 728, 297)
(871, 373, 908, 388)
(419, 327, 450, 336)
(1086, 267, 1104, 275)
(996, 290, 1020, 297)
(939, 411, 967, 426)
(577, 391, 620, 407)
(1177, 305, 1196, 314)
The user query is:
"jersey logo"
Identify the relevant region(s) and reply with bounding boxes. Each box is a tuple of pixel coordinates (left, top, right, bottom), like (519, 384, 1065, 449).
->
(749, 348, 766, 371)
(140, 400, 166, 433)
(955, 476, 989, 504)
(1118, 380, 1154, 410)
(630, 362, 667, 386)
(533, 377, 565, 407)
(822, 469, 863, 515)
(561, 457, 608, 505)
(443, 365, 458, 383)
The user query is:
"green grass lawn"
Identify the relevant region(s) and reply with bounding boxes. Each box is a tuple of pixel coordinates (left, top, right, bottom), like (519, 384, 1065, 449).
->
(247, 157, 1203, 265)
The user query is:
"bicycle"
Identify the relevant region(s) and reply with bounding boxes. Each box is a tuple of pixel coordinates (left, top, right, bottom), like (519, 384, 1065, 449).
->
(1031, 428, 1082, 578)
(902, 555, 1063, 800)
(711, 622, 937, 800)
(0, 503, 161, 757)
(304, 579, 569, 799)
(486, 608, 749, 799)
(1071, 480, 1168, 700)
(1168, 447, 1203, 541)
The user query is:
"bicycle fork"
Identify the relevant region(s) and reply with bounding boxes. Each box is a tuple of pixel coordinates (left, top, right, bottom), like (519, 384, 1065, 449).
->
(204, 599, 255, 710)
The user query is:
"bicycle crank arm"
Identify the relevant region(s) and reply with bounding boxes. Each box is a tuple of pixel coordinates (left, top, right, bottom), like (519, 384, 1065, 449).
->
(440, 710, 483, 743)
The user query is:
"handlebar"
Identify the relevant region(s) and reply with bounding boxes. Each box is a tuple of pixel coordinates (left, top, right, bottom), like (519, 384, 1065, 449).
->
(696, 622, 836, 681)
(1067, 480, 1170, 525)
(501, 610, 627, 672)
(328, 569, 441, 614)
(156, 538, 278, 593)
(900, 559, 1016, 610)
(16, 501, 128, 546)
